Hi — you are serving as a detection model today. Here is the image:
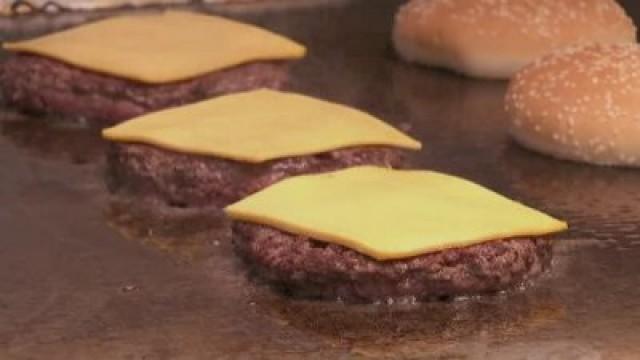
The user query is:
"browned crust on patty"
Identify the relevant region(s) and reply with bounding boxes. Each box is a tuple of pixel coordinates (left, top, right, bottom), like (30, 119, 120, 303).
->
(0, 54, 290, 125)
(106, 142, 410, 208)
(233, 222, 553, 302)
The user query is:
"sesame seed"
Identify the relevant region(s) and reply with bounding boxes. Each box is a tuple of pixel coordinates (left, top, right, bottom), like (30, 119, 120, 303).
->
(505, 43, 640, 166)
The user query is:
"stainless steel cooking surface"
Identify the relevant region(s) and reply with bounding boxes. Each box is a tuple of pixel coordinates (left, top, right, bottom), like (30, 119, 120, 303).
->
(2, 1, 640, 359)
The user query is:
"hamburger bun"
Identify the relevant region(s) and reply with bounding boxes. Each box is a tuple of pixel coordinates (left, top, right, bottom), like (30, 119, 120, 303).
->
(392, 0, 636, 79)
(506, 43, 640, 167)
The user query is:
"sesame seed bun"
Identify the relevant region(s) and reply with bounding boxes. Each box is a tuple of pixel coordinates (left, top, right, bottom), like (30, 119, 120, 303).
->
(392, 0, 636, 79)
(506, 43, 640, 167)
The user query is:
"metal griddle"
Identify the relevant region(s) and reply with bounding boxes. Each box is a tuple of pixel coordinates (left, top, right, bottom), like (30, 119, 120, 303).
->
(2, 1, 640, 358)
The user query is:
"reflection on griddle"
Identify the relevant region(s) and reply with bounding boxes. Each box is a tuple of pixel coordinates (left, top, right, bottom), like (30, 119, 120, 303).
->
(390, 59, 511, 188)
(502, 143, 640, 244)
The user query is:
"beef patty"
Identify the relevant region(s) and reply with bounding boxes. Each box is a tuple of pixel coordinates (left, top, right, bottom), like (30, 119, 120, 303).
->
(0, 54, 289, 125)
(106, 142, 409, 209)
(233, 222, 553, 302)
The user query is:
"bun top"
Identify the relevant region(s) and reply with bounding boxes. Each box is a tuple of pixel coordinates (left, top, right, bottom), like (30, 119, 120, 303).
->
(506, 43, 640, 166)
(393, 0, 636, 78)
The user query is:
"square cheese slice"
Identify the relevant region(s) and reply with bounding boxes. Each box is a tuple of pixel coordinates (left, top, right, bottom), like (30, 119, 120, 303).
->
(3, 11, 305, 84)
(102, 89, 422, 163)
(225, 166, 568, 261)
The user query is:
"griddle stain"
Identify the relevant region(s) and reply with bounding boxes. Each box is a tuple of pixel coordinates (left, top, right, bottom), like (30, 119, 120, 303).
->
(246, 274, 566, 352)
(0, 110, 106, 164)
(105, 197, 231, 263)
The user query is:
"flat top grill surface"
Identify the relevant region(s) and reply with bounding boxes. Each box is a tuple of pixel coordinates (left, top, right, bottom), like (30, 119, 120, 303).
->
(2, 1, 640, 359)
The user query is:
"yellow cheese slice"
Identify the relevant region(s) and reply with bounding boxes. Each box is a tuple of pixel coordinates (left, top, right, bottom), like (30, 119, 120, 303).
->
(225, 166, 568, 261)
(3, 11, 305, 84)
(102, 89, 422, 163)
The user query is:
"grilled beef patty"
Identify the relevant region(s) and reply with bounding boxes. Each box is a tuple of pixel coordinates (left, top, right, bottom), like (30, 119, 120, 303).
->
(0, 54, 289, 125)
(106, 142, 409, 208)
(233, 222, 553, 302)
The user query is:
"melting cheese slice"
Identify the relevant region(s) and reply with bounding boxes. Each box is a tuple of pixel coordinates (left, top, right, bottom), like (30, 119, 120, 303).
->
(225, 166, 568, 260)
(102, 89, 422, 163)
(3, 11, 305, 84)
